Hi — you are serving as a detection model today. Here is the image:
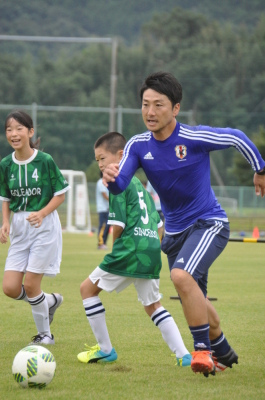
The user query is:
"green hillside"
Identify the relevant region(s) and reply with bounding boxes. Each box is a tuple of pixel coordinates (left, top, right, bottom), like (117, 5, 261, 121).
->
(0, 0, 264, 42)
(0, 2, 264, 186)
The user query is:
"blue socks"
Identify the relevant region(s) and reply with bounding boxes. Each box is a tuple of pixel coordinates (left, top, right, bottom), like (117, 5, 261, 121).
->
(189, 325, 230, 355)
(210, 332, 230, 357)
(189, 323, 211, 351)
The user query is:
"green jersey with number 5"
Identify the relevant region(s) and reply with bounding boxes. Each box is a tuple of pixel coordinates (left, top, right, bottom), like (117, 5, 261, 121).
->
(0, 149, 70, 212)
(99, 176, 162, 279)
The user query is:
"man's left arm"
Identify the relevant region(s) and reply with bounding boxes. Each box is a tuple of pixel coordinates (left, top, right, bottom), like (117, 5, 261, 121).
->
(186, 126, 265, 198)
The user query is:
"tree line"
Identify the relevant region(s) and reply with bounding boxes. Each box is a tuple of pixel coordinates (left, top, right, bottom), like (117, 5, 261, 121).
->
(0, 7, 264, 185)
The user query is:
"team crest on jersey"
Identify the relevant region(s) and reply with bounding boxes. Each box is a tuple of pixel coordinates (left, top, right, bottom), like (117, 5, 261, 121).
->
(175, 145, 187, 159)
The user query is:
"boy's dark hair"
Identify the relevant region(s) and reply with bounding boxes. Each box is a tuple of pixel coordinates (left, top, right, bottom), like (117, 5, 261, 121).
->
(140, 72, 182, 107)
(5, 109, 41, 149)
(94, 132, 126, 154)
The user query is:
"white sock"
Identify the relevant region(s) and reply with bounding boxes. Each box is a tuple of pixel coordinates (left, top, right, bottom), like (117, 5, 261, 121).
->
(151, 306, 189, 358)
(28, 292, 51, 337)
(44, 293, 56, 308)
(83, 296, 112, 354)
(15, 285, 28, 302)
(15, 287, 55, 310)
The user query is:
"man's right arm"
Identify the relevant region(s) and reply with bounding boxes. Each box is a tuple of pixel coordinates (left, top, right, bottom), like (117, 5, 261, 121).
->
(103, 143, 140, 194)
(102, 163, 120, 187)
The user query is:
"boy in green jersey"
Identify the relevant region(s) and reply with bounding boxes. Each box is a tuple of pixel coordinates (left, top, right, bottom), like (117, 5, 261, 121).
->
(77, 132, 191, 366)
(0, 110, 70, 344)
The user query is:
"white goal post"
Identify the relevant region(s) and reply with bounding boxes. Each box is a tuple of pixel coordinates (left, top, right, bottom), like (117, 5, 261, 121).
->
(216, 196, 238, 215)
(61, 170, 91, 233)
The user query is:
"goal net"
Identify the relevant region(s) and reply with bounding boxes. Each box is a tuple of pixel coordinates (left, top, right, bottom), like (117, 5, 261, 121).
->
(216, 196, 238, 215)
(59, 170, 91, 233)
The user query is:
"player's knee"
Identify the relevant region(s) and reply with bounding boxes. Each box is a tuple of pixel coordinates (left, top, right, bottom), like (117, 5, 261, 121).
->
(80, 281, 87, 297)
(23, 281, 35, 297)
(80, 279, 97, 298)
(144, 301, 161, 317)
(2, 281, 20, 298)
(2, 282, 11, 297)
(171, 268, 191, 294)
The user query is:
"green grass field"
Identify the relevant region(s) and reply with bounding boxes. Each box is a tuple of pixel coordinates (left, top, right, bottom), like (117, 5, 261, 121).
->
(0, 233, 264, 399)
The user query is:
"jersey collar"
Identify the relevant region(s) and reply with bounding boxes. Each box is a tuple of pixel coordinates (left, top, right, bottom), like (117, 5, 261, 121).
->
(151, 122, 180, 147)
(12, 149, 38, 165)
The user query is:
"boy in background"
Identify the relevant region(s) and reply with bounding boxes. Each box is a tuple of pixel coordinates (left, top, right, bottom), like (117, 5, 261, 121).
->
(146, 180, 165, 241)
(96, 172, 109, 249)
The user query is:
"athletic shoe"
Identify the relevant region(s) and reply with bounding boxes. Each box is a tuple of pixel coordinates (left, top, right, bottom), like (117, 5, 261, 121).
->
(214, 347, 238, 372)
(49, 293, 63, 325)
(175, 353, 192, 367)
(191, 350, 215, 377)
(98, 244, 108, 250)
(77, 344, 117, 363)
(29, 334, 55, 345)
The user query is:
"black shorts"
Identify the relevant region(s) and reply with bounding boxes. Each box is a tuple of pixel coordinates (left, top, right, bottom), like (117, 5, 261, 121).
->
(161, 219, 230, 296)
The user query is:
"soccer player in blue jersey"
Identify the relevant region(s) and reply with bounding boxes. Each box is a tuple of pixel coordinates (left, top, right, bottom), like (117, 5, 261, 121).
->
(102, 72, 265, 377)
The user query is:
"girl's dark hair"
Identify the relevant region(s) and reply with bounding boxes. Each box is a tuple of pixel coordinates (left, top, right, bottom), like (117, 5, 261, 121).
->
(140, 71, 182, 107)
(94, 131, 126, 154)
(5, 110, 41, 149)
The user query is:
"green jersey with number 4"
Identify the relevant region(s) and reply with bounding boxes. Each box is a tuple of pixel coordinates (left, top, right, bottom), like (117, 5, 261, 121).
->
(99, 176, 162, 279)
(0, 149, 69, 212)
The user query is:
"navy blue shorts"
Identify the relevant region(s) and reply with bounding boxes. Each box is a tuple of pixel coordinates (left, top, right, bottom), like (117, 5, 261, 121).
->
(161, 219, 230, 296)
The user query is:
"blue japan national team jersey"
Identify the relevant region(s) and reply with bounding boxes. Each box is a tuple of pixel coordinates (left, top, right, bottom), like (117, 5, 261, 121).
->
(108, 122, 265, 234)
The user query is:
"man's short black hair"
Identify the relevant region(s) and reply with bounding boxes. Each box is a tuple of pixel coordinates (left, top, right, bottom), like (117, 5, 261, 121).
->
(94, 131, 126, 154)
(140, 72, 182, 107)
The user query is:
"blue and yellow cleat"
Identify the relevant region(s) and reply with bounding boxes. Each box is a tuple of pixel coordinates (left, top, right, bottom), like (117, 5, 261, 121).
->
(175, 353, 192, 367)
(77, 344, 118, 364)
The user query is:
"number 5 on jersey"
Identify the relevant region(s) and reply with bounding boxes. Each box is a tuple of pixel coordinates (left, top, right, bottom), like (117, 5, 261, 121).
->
(138, 192, 149, 225)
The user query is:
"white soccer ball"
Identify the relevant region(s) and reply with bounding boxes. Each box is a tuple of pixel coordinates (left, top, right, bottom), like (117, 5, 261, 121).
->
(12, 345, 56, 389)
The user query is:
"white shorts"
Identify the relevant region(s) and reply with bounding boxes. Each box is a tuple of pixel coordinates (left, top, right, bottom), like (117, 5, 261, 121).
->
(89, 267, 161, 306)
(5, 210, 62, 277)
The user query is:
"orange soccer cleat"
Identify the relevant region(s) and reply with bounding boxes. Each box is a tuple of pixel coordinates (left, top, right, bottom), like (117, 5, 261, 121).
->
(191, 350, 215, 377)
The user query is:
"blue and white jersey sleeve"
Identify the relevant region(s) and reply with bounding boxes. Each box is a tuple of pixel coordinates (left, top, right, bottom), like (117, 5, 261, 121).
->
(108, 132, 147, 194)
(179, 124, 265, 172)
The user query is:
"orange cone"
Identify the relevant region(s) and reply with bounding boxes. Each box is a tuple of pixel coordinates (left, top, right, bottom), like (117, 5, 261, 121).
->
(252, 226, 260, 239)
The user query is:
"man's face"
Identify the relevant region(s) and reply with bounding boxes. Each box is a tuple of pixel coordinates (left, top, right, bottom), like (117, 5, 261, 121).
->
(142, 89, 180, 136)
(95, 145, 122, 172)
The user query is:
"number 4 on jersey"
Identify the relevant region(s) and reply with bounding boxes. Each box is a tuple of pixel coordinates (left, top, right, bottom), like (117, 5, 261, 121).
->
(32, 168, 39, 182)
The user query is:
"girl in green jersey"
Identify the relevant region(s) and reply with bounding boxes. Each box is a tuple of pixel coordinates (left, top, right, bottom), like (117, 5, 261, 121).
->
(0, 110, 70, 345)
